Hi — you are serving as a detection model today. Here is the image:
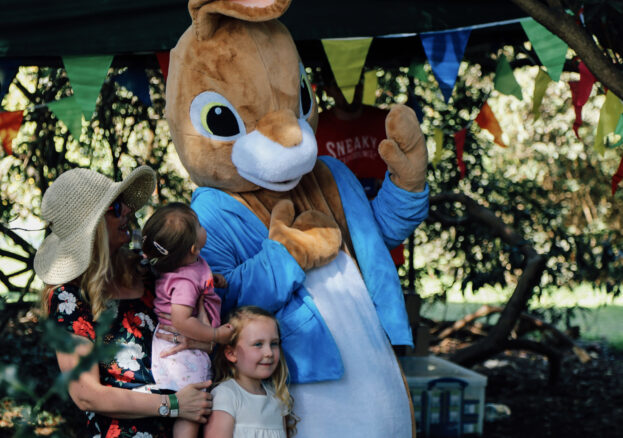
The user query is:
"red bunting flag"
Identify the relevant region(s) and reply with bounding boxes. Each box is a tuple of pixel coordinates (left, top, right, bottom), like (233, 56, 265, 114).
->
(612, 155, 623, 195)
(454, 128, 467, 179)
(0, 110, 23, 155)
(569, 61, 596, 138)
(475, 102, 507, 148)
(156, 51, 171, 82)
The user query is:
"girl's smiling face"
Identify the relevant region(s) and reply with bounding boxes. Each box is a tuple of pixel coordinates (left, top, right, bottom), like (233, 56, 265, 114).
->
(225, 316, 280, 393)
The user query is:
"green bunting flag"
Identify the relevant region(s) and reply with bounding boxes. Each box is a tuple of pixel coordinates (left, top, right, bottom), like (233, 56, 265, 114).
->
(63, 55, 113, 120)
(595, 91, 623, 155)
(48, 96, 84, 141)
(408, 62, 428, 83)
(494, 57, 523, 100)
(612, 114, 623, 148)
(521, 18, 568, 82)
(532, 68, 551, 119)
(362, 70, 378, 105)
(322, 38, 373, 104)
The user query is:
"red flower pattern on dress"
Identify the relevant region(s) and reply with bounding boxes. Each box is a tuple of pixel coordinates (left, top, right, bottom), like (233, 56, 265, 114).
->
(52, 285, 163, 437)
(105, 419, 121, 438)
(122, 311, 143, 338)
(72, 316, 95, 340)
(108, 363, 136, 383)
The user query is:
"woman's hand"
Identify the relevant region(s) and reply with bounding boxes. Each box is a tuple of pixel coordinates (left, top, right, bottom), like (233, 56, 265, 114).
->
(155, 324, 216, 357)
(175, 381, 213, 423)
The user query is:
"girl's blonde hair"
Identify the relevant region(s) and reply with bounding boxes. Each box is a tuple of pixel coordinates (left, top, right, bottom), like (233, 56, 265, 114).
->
(42, 218, 141, 320)
(141, 202, 198, 273)
(213, 306, 299, 436)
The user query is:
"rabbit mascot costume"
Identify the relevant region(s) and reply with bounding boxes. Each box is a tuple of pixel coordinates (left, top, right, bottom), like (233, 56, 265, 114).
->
(165, 1, 429, 436)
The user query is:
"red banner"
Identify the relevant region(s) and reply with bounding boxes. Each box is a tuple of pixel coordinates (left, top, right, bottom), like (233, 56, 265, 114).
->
(0, 110, 24, 155)
(569, 61, 596, 138)
(612, 155, 623, 195)
(156, 51, 171, 82)
(454, 128, 467, 179)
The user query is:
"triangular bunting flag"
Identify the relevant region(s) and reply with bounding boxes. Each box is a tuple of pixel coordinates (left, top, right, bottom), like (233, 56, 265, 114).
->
(322, 38, 373, 104)
(594, 90, 623, 155)
(569, 61, 596, 138)
(114, 67, 152, 107)
(454, 128, 467, 179)
(48, 96, 84, 141)
(475, 102, 507, 148)
(494, 57, 523, 100)
(611, 155, 623, 195)
(420, 29, 471, 103)
(0, 110, 24, 155)
(0, 60, 19, 105)
(612, 114, 623, 148)
(63, 55, 113, 120)
(433, 128, 444, 166)
(156, 51, 171, 82)
(521, 18, 568, 82)
(362, 70, 378, 105)
(408, 62, 428, 83)
(532, 68, 551, 119)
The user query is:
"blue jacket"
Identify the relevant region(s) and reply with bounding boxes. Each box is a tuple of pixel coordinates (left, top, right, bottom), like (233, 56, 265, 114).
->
(191, 157, 429, 383)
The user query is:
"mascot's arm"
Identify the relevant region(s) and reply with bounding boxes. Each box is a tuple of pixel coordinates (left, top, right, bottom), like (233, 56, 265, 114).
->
(268, 199, 342, 271)
(192, 191, 305, 315)
(371, 173, 429, 249)
(373, 103, 429, 248)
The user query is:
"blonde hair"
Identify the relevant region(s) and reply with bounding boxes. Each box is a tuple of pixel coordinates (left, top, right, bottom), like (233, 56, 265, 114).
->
(214, 306, 299, 436)
(42, 218, 140, 320)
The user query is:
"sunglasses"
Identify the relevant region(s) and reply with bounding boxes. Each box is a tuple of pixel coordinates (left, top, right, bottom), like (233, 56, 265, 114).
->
(107, 198, 124, 217)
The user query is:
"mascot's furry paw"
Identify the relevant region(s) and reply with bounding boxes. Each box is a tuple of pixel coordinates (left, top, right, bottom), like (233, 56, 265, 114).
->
(378, 104, 428, 192)
(268, 199, 342, 270)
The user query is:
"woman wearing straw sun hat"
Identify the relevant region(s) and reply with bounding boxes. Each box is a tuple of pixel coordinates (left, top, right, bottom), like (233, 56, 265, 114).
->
(35, 166, 214, 438)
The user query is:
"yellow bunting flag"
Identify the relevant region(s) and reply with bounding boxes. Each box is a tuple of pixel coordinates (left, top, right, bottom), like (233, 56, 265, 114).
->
(362, 70, 378, 106)
(433, 128, 444, 166)
(475, 102, 507, 148)
(322, 38, 373, 104)
(0, 110, 24, 155)
(594, 90, 623, 155)
(532, 68, 551, 119)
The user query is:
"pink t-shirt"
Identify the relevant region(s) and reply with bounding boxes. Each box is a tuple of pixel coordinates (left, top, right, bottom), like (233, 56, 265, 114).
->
(153, 257, 222, 327)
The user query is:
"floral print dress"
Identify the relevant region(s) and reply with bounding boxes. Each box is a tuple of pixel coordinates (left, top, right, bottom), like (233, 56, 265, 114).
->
(49, 284, 174, 438)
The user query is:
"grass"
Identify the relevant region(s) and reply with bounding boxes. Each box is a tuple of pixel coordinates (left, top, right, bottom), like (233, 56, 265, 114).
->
(419, 282, 623, 351)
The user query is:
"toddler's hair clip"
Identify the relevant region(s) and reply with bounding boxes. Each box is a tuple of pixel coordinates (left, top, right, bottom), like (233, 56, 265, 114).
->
(153, 240, 169, 256)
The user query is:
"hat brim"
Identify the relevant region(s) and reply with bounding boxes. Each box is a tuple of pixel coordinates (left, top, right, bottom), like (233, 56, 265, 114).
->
(34, 166, 156, 285)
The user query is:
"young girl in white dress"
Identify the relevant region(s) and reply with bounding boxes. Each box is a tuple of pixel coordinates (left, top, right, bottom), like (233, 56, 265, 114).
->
(205, 306, 298, 438)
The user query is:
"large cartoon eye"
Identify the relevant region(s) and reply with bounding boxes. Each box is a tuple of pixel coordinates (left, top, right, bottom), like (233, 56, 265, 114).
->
(299, 63, 314, 120)
(190, 91, 246, 141)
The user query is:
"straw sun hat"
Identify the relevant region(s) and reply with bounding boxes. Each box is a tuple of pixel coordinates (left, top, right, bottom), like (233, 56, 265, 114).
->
(34, 166, 156, 285)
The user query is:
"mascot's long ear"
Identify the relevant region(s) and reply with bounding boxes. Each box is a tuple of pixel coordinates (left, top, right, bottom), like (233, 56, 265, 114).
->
(189, 0, 292, 40)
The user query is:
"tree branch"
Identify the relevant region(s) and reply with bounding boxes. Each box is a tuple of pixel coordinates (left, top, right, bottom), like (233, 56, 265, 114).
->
(511, 0, 623, 100)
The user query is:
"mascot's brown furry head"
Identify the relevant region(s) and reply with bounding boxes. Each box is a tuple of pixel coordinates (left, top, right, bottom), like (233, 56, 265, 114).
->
(165, 0, 318, 193)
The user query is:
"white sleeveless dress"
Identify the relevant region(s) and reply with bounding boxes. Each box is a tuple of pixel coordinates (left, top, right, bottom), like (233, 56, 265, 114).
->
(290, 251, 412, 437)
